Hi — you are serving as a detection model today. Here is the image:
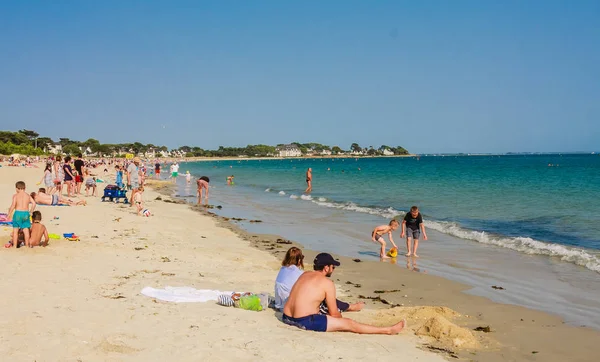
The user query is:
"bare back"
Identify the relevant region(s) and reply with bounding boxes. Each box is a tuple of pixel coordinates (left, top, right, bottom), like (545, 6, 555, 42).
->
(283, 271, 334, 318)
(30, 222, 48, 246)
(35, 192, 53, 205)
(14, 191, 33, 211)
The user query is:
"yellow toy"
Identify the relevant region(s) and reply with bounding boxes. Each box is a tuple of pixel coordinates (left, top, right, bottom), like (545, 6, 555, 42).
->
(386, 247, 398, 258)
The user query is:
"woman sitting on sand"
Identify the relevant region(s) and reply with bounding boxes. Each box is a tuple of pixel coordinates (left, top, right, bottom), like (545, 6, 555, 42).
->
(274, 247, 363, 314)
(31, 188, 87, 206)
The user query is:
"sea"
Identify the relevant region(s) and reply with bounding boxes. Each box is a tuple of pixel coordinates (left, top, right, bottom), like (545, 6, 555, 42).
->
(170, 154, 600, 329)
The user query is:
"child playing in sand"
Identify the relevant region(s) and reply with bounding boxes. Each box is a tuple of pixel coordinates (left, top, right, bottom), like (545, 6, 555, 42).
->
(401, 206, 428, 257)
(371, 219, 399, 259)
(29, 211, 49, 247)
(7, 181, 37, 248)
(134, 186, 144, 216)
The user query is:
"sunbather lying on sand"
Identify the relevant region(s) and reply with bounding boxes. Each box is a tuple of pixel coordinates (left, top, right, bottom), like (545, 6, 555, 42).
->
(31, 188, 87, 206)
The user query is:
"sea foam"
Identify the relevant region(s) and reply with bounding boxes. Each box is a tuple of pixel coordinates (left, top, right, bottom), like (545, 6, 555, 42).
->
(299, 196, 600, 274)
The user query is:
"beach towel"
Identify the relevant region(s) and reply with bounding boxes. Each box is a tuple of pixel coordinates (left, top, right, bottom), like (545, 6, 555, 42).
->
(141, 286, 233, 303)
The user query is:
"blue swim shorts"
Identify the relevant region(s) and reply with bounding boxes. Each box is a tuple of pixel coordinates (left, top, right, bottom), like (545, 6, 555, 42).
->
(12, 210, 31, 229)
(406, 228, 420, 239)
(282, 313, 327, 332)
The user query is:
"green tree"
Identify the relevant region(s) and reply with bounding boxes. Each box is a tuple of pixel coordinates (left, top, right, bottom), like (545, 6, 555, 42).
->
(63, 144, 81, 155)
(350, 143, 361, 152)
(331, 146, 343, 154)
(394, 146, 409, 155)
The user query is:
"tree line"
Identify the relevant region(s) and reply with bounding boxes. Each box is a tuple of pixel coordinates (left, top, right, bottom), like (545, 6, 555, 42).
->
(0, 130, 409, 157)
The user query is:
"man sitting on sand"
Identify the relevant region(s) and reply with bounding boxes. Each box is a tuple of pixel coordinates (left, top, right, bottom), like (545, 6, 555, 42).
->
(283, 253, 406, 334)
(31, 188, 87, 206)
(275, 247, 364, 313)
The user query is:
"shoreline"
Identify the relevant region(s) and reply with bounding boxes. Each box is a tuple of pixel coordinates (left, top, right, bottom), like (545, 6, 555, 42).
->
(1, 164, 599, 361)
(162, 183, 600, 362)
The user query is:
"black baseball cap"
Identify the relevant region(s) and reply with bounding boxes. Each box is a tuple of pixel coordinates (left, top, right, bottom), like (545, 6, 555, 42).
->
(313, 253, 341, 267)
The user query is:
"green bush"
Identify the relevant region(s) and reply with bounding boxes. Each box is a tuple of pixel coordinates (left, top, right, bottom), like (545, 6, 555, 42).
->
(0, 142, 45, 156)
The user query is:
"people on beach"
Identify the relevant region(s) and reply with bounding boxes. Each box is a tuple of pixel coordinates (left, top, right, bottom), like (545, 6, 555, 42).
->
(115, 165, 124, 189)
(197, 176, 209, 200)
(74, 154, 85, 194)
(29, 211, 49, 247)
(305, 168, 312, 193)
(84, 170, 97, 196)
(134, 186, 144, 216)
(371, 219, 399, 259)
(275, 247, 364, 313)
(186, 171, 191, 184)
(127, 157, 141, 206)
(7, 181, 37, 248)
(39, 163, 55, 194)
(155, 162, 161, 179)
(170, 162, 179, 183)
(401, 206, 427, 257)
(226, 175, 234, 185)
(63, 156, 75, 197)
(32, 188, 87, 206)
(282, 253, 405, 334)
(52, 155, 63, 195)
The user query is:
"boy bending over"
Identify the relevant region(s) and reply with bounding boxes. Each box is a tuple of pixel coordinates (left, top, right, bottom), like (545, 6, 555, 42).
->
(371, 219, 399, 259)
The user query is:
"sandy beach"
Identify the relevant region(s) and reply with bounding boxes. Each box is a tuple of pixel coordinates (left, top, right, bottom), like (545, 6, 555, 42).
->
(1, 163, 599, 362)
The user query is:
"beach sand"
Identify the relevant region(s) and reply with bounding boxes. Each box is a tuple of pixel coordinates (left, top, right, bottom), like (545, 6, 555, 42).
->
(1, 163, 599, 361)
(0, 165, 445, 361)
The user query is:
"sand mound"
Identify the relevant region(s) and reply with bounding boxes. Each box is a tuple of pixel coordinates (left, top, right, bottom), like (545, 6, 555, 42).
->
(415, 315, 480, 349)
(367, 306, 480, 350)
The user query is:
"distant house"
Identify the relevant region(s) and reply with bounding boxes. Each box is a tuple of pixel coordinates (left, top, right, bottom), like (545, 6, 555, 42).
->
(159, 150, 170, 158)
(350, 149, 367, 155)
(144, 148, 156, 158)
(45, 143, 62, 155)
(276, 144, 302, 157)
(382, 149, 394, 156)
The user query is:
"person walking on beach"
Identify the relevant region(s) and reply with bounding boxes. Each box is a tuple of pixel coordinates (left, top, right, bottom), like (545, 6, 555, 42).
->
(155, 162, 161, 180)
(127, 157, 141, 206)
(283, 253, 405, 334)
(305, 168, 312, 193)
(371, 219, 399, 259)
(401, 206, 428, 257)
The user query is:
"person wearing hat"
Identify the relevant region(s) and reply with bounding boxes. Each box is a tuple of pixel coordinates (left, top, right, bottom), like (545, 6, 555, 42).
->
(275, 247, 363, 314)
(127, 157, 141, 206)
(282, 253, 406, 334)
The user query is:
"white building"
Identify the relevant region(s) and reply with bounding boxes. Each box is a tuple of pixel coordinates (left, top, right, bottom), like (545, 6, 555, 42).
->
(382, 149, 394, 156)
(45, 143, 62, 155)
(276, 144, 302, 157)
(320, 149, 332, 156)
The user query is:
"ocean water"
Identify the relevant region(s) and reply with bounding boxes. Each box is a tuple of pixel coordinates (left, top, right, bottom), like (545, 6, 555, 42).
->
(173, 154, 600, 328)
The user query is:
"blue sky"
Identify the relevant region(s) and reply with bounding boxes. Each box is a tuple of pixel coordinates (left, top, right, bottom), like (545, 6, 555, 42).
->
(1, 1, 598, 153)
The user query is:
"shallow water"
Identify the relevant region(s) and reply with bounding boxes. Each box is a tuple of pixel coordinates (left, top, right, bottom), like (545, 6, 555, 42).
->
(171, 155, 600, 329)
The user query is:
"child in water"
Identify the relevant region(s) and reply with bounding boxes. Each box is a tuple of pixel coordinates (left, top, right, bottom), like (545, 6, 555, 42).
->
(371, 219, 399, 259)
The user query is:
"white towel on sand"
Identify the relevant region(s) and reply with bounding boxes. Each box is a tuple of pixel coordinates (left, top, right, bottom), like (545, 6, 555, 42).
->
(141, 286, 233, 303)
